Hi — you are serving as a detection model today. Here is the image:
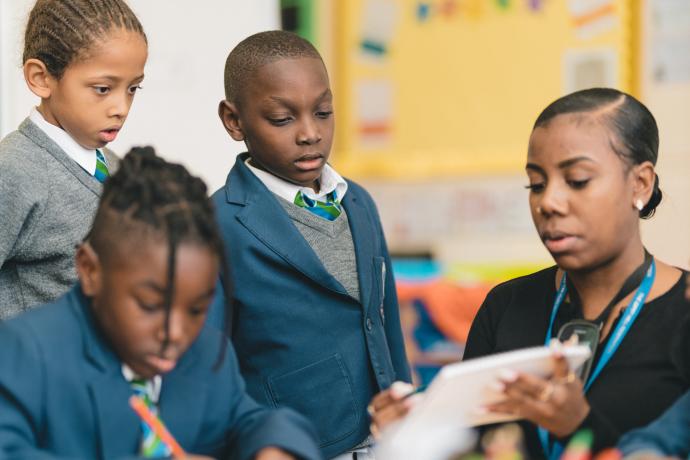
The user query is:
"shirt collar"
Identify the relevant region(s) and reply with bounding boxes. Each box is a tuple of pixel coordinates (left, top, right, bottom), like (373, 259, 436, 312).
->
(244, 157, 348, 204)
(29, 107, 99, 175)
(121, 364, 162, 404)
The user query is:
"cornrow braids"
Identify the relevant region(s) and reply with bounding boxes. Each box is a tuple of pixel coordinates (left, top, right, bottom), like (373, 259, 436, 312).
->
(23, 0, 146, 79)
(224, 30, 322, 104)
(88, 146, 233, 369)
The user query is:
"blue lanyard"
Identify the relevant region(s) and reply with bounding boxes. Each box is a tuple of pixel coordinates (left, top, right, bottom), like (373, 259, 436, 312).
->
(538, 260, 656, 460)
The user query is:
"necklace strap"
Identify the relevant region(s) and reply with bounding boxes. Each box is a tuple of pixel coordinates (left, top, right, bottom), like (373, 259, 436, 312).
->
(565, 250, 653, 326)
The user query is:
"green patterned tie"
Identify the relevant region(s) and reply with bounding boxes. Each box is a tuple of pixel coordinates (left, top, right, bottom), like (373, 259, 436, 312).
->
(95, 149, 109, 183)
(130, 378, 172, 458)
(294, 190, 342, 221)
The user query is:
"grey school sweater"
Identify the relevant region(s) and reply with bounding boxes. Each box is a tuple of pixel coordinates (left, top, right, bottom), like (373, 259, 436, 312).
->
(277, 196, 360, 301)
(0, 118, 119, 319)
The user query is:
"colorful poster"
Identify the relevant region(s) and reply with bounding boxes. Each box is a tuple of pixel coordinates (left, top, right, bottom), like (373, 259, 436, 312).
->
(563, 47, 618, 93)
(360, 0, 399, 57)
(356, 79, 394, 148)
(568, 0, 617, 40)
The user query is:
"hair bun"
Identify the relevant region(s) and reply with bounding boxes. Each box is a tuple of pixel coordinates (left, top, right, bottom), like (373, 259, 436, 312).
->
(640, 174, 662, 219)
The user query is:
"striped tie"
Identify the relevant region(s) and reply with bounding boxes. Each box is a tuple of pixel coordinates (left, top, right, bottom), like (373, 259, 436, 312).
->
(95, 149, 109, 183)
(294, 190, 342, 221)
(130, 378, 172, 458)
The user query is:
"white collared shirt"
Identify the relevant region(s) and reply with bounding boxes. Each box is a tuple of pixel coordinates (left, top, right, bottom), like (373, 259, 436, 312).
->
(121, 364, 162, 404)
(245, 157, 348, 204)
(29, 107, 99, 175)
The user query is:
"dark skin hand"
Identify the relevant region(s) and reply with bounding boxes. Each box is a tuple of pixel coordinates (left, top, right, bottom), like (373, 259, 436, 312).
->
(255, 447, 296, 460)
(368, 381, 421, 436)
(177, 447, 295, 460)
(486, 347, 589, 438)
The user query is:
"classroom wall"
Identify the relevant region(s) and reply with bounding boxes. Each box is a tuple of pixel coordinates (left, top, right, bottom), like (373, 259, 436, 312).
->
(327, 0, 690, 272)
(638, 0, 690, 270)
(1, 0, 688, 271)
(0, 0, 279, 191)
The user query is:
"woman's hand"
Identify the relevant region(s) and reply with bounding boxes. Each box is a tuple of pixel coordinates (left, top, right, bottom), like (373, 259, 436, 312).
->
(368, 381, 421, 437)
(254, 447, 295, 460)
(486, 349, 590, 438)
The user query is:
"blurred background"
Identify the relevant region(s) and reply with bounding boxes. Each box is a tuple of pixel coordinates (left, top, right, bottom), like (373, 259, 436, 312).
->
(1, 0, 689, 383)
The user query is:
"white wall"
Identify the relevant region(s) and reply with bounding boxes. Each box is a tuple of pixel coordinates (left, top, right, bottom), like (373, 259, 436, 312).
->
(0, 0, 279, 192)
(638, 0, 690, 269)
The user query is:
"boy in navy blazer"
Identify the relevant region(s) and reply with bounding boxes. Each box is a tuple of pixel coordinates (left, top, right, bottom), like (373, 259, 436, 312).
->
(0, 148, 321, 460)
(213, 31, 411, 459)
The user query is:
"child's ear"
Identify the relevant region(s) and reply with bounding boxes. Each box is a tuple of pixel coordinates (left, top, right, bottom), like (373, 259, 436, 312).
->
(75, 242, 103, 297)
(218, 100, 245, 142)
(23, 58, 55, 99)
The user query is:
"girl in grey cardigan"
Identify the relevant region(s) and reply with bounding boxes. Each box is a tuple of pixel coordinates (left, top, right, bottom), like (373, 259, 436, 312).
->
(0, 0, 148, 319)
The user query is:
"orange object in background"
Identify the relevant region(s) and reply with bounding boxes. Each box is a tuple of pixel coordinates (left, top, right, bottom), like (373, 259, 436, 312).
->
(397, 280, 489, 344)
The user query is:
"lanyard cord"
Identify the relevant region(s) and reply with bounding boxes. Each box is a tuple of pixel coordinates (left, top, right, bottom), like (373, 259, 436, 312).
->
(539, 252, 656, 460)
(566, 250, 653, 327)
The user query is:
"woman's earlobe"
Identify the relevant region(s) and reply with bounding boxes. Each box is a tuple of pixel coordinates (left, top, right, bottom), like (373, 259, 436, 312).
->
(633, 161, 656, 200)
(23, 58, 53, 99)
(218, 100, 245, 141)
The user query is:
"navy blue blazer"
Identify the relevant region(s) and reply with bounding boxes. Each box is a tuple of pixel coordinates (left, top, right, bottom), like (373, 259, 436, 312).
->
(618, 390, 690, 457)
(210, 154, 411, 458)
(0, 285, 322, 460)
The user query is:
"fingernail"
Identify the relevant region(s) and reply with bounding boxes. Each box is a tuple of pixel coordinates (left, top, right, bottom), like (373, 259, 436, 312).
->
(489, 381, 505, 393)
(498, 369, 518, 382)
(404, 393, 423, 409)
(474, 406, 489, 415)
(391, 381, 414, 398)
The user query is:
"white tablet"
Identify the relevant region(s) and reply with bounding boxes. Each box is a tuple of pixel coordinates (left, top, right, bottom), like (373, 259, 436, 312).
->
(382, 344, 591, 448)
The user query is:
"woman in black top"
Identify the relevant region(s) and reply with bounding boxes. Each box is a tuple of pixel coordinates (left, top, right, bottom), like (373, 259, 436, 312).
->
(369, 88, 688, 458)
(465, 267, 687, 456)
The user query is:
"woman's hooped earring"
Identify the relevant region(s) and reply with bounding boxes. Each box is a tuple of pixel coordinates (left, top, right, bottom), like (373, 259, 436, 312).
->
(635, 199, 644, 211)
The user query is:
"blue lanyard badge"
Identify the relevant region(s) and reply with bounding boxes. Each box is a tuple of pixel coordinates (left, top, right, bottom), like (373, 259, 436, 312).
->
(539, 260, 656, 460)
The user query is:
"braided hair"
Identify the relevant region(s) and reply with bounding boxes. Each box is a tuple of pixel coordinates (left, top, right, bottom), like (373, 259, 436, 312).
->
(23, 0, 146, 79)
(88, 147, 233, 368)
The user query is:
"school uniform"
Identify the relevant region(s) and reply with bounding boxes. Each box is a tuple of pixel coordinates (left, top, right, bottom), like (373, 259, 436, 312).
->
(210, 153, 411, 459)
(0, 110, 118, 319)
(0, 285, 322, 460)
(618, 390, 690, 458)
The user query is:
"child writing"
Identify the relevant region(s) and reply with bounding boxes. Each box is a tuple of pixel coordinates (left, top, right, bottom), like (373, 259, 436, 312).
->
(0, 147, 321, 460)
(212, 30, 411, 459)
(0, 0, 147, 319)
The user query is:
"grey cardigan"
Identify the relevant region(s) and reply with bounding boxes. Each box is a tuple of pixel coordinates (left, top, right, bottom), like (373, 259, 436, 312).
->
(0, 118, 118, 319)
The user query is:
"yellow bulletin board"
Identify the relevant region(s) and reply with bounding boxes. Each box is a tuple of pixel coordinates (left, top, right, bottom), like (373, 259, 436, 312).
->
(329, 0, 640, 179)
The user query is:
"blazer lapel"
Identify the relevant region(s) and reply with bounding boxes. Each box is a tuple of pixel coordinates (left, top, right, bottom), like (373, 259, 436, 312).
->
(226, 156, 348, 296)
(157, 346, 207, 451)
(341, 187, 376, 311)
(71, 289, 140, 459)
(88, 373, 140, 458)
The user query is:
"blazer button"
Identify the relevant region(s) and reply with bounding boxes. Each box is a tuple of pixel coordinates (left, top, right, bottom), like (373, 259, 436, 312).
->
(366, 317, 373, 331)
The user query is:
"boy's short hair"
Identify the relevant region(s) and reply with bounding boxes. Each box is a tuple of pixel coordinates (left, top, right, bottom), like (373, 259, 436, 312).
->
(223, 30, 322, 105)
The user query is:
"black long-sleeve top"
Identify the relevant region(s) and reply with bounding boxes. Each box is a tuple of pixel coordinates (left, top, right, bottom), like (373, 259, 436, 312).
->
(464, 266, 690, 458)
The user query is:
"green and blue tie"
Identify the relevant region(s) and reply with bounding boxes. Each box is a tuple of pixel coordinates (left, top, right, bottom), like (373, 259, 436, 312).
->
(95, 149, 109, 183)
(130, 378, 172, 458)
(294, 190, 342, 221)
